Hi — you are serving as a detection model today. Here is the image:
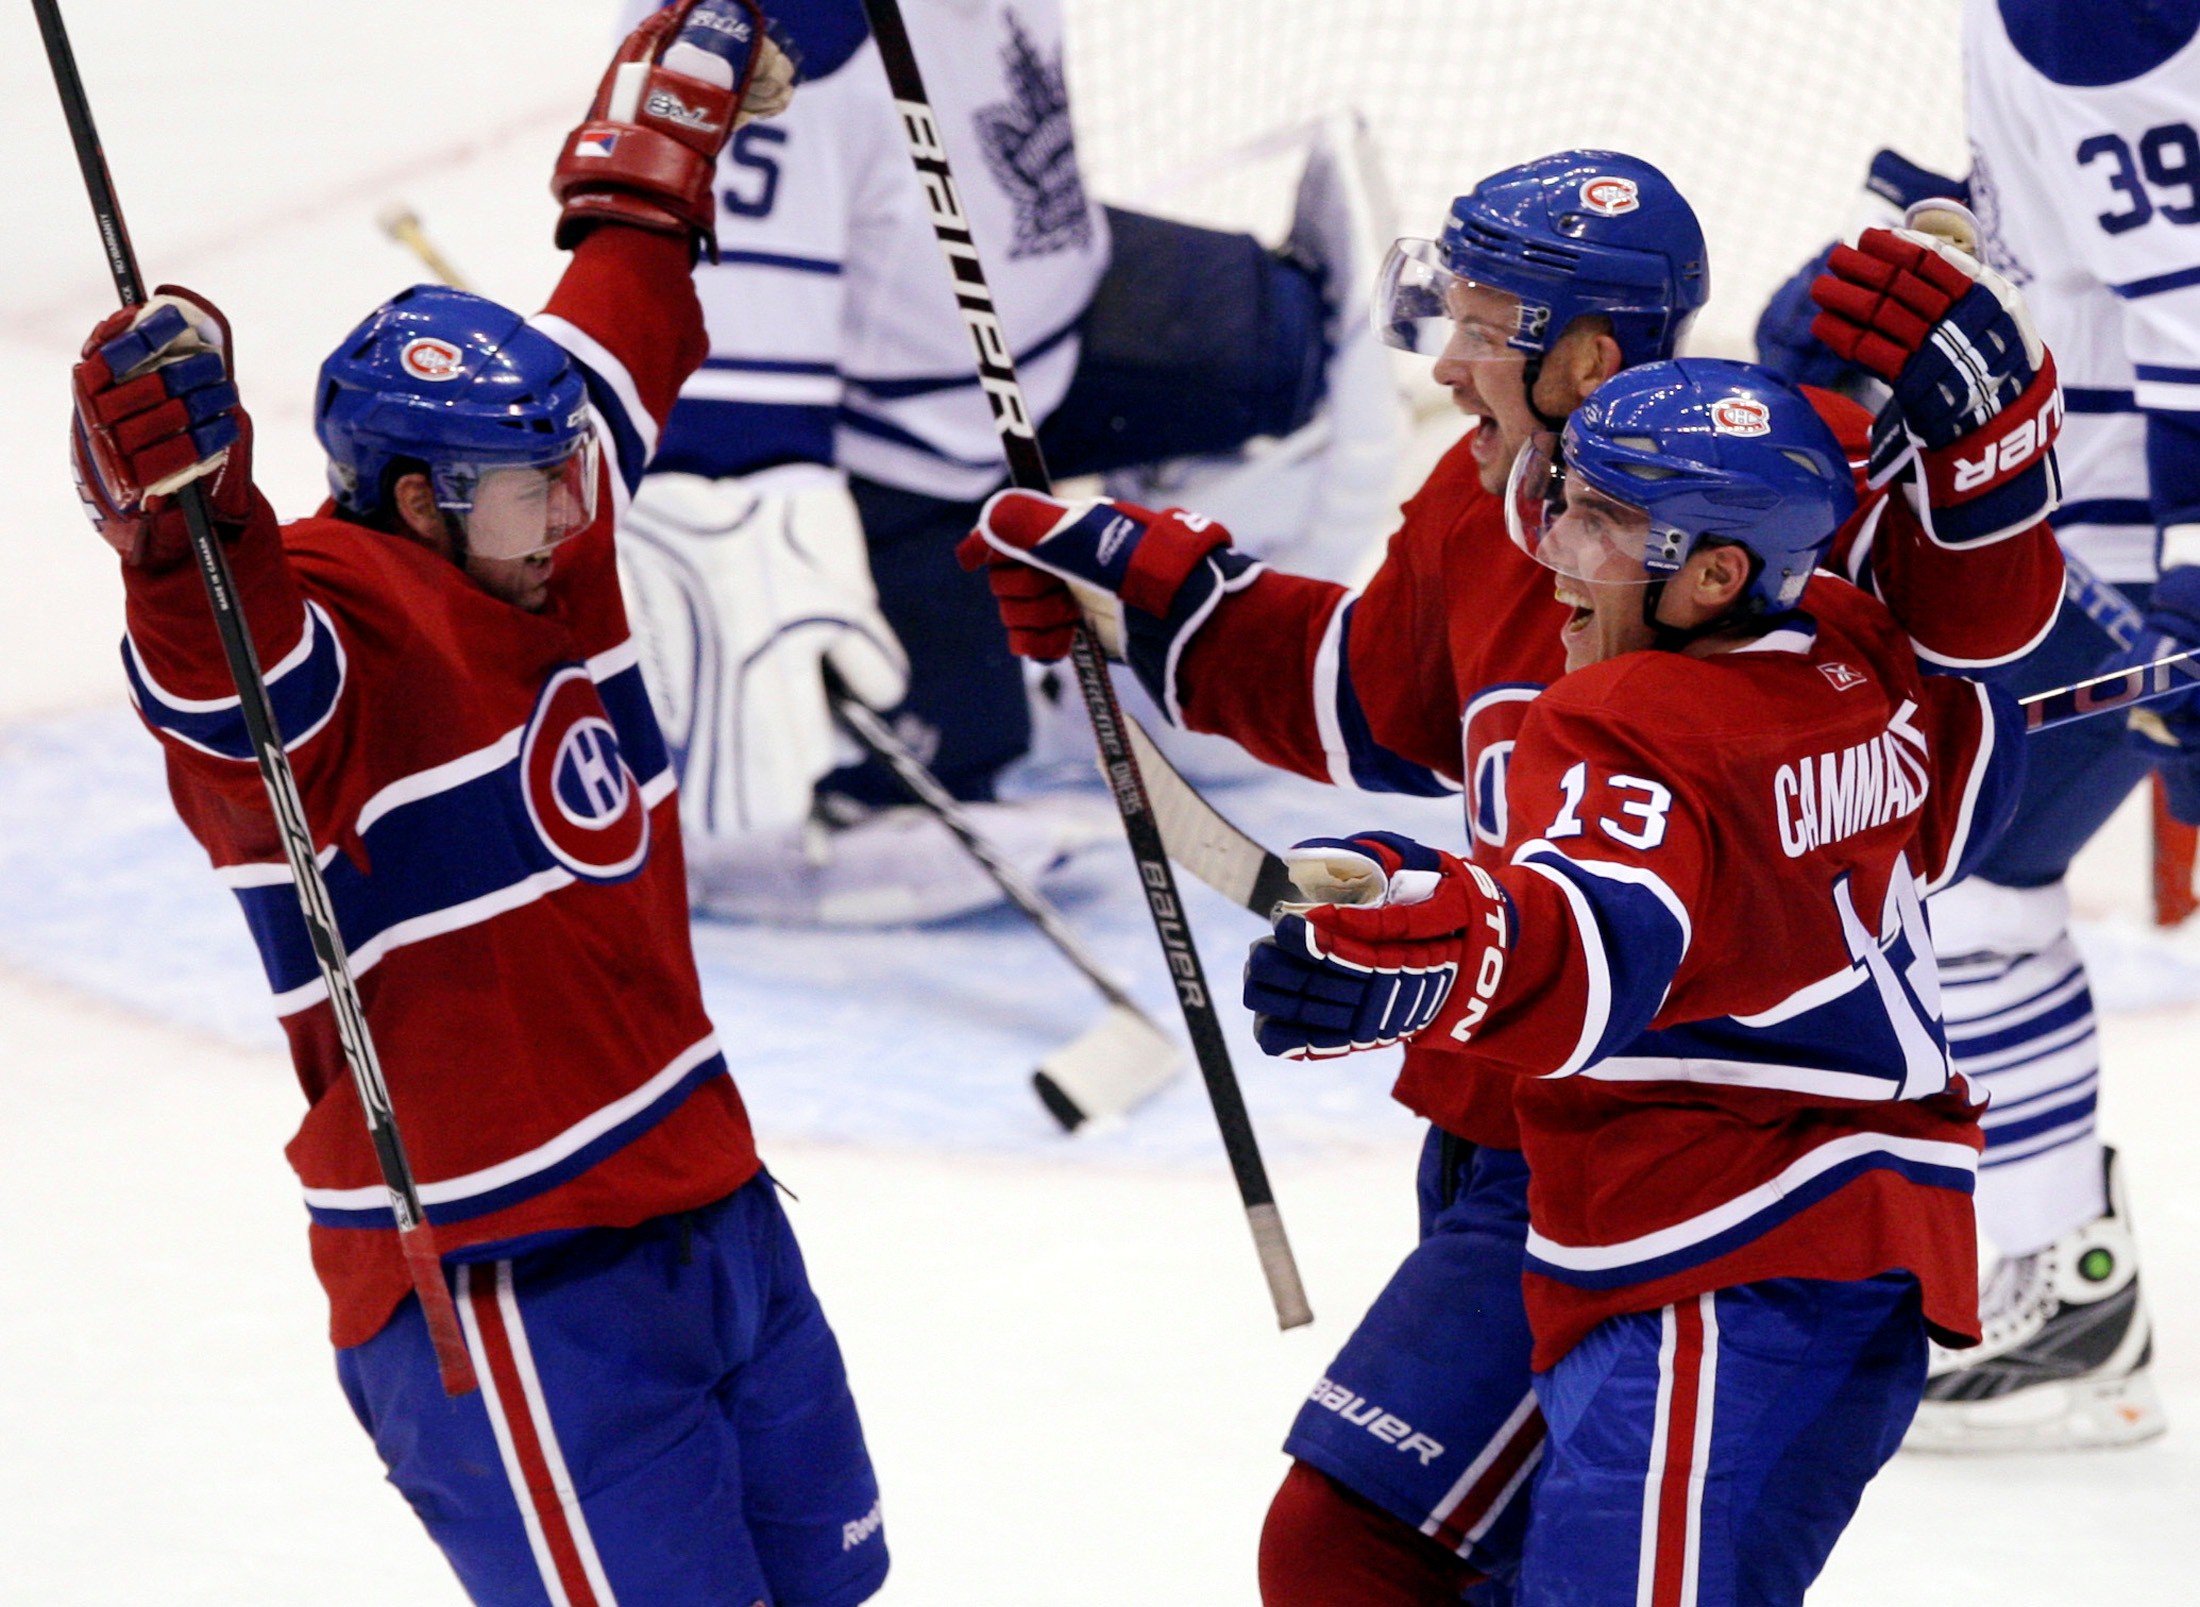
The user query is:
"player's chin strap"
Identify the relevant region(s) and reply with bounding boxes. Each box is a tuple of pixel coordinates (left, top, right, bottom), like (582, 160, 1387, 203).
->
(1641, 544, 1782, 654)
(1521, 353, 1570, 435)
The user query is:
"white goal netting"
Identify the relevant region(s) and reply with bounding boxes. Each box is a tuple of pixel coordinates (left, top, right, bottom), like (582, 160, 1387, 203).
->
(1062, 0, 1967, 356)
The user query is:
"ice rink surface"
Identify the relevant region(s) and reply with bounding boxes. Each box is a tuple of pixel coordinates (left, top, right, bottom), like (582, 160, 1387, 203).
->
(3, 3, 2198, 1601)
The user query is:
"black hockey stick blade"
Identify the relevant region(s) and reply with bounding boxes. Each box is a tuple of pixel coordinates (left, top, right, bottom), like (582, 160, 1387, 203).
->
(1123, 716, 1300, 920)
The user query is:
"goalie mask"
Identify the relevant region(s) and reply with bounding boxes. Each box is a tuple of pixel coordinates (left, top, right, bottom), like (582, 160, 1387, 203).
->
(1505, 357, 1857, 618)
(1375, 150, 1709, 370)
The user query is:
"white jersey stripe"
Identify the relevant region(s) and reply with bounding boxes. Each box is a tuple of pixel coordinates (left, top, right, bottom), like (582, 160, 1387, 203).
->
(1309, 595, 1354, 788)
(303, 1032, 723, 1211)
(531, 312, 658, 465)
(1525, 1132, 1979, 1274)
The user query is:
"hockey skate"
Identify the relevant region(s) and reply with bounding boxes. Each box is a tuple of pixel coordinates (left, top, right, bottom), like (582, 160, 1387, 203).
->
(1906, 1149, 2166, 1453)
(686, 791, 1116, 927)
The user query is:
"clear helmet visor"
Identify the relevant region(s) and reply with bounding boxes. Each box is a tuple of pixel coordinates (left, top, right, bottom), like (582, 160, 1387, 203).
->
(1374, 238, 1543, 361)
(1503, 435, 1661, 587)
(430, 436, 600, 562)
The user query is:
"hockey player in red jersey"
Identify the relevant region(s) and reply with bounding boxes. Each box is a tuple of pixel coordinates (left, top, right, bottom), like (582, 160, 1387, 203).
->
(67, 7, 888, 1605)
(1241, 358, 2024, 1604)
(961, 151, 2064, 1602)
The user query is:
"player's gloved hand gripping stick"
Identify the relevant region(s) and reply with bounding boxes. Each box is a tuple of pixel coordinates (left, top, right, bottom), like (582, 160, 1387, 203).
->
(31, 0, 477, 1394)
(855, 0, 1311, 1327)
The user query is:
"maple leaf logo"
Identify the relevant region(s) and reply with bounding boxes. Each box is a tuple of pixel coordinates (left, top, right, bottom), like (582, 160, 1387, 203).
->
(974, 14, 1092, 259)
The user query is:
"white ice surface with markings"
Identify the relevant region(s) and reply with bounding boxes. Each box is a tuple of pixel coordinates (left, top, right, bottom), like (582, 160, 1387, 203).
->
(4, 3, 2200, 1602)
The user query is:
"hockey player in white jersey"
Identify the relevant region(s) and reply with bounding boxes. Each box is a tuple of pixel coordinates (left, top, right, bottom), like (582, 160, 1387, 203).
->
(613, 0, 1400, 924)
(1759, 0, 2200, 1450)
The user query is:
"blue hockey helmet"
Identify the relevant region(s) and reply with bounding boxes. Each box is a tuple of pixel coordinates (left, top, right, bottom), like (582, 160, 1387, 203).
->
(314, 285, 595, 535)
(1506, 357, 1857, 617)
(1376, 150, 1709, 370)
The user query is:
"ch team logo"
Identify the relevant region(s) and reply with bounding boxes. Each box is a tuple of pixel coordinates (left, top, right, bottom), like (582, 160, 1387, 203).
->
(1580, 175, 1640, 216)
(1711, 396, 1772, 436)
(520, 666, 650, 882)
(400, 337, 465, 382)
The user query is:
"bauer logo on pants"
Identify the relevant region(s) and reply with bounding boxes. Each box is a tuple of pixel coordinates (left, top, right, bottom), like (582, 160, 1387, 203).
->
(1580, 176, 1640, 216)
(521, 665, 650, 882)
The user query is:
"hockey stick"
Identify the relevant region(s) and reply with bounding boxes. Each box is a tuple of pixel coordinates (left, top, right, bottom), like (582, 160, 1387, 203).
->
(2044, 548, 2200, 736)
(857, 0, 1311, 1328)
(1127, 647, 2200, 912)
(374, 204, 1186, 1131)
(32, 0, 476, 1394)
(822, 667, 1184, 1129)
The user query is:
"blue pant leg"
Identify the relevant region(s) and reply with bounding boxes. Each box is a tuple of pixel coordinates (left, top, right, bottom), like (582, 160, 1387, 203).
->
(1971, 586, 2157, 888)
(1284, 1132, 1540, 1583)
(1518, 1275, 1924, 1607)
(337, 1180, 883, 1607)
(708, 1179, 888, 1607)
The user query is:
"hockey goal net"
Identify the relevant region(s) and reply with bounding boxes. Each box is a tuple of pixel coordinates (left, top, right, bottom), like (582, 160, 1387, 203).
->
(1061, 0, 1968, 358)
(1061, 0, 2200, 926)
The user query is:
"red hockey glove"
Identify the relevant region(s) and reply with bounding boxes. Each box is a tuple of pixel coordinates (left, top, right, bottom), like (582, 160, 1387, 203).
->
(70, 288, 255, 570)
(956, 489, 1234, 661)
(1810, 226, 2061, 544)
(552, 0, 797, 256)
(1243, 832, 1515, 1061)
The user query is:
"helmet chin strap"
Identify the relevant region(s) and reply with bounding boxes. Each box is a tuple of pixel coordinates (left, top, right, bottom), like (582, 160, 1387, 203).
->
(438, 507, 472, 569)
(1521, 353, 1571, 434)
(1641, 550, 1771, 654)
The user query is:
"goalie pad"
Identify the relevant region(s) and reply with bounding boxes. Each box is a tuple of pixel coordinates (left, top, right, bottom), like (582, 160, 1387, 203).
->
(619, 466, 907, 840)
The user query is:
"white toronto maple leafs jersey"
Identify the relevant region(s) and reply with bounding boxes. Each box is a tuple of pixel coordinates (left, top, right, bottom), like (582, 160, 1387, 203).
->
(621, 0, 1110, 501)
(1965, 0, 2200, 581)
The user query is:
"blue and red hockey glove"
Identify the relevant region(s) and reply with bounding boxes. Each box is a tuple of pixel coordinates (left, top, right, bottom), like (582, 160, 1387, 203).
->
(2100, 565, 2200, 823)
(70, 288, 257, 571)
(552, 0, 797, 256)
(1243, 832, 1514, 1061)
(957, 489, 1258, 716)
(1810, 226, 2062, 546)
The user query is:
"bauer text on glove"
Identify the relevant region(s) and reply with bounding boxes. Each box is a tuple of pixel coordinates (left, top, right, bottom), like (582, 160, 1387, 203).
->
(1811, 226, 2061, 546)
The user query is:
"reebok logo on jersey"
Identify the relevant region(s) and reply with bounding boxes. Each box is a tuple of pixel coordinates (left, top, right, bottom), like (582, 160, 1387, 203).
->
(1773, 698, 1930, 858)
(1307, 1377, 1447, 1465)
(400, 337, 464, 382)
(1580, 176, 1640, 216)
(841, 1499, 883, 1551)
(1819, 661, 1868, 691)
(1711, 396, 1771, 437)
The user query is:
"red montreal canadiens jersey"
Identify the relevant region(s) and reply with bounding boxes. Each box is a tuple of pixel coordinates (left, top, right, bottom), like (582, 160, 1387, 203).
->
(1454, 581, 2020, 1366)
(1173, 393, 2063, 1146)
(118, 230, 752, 1348)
